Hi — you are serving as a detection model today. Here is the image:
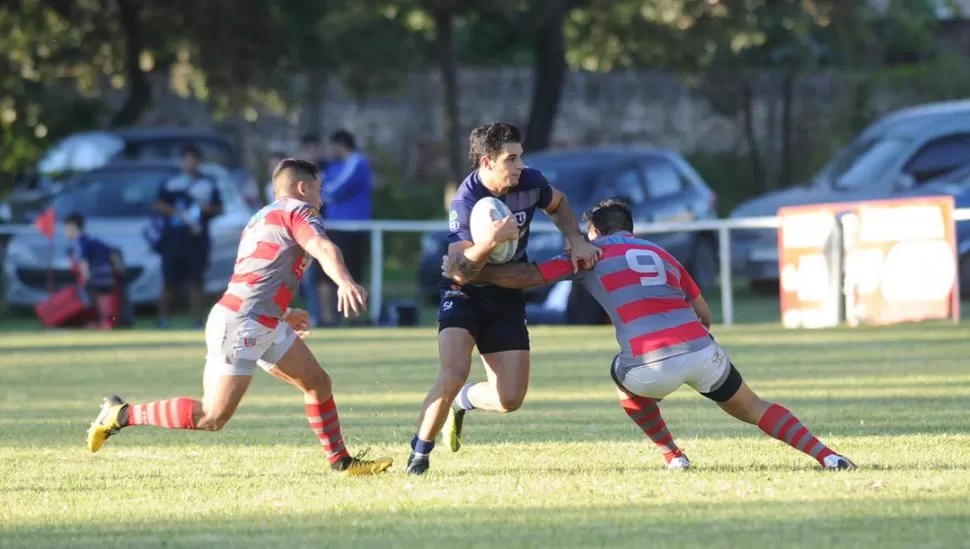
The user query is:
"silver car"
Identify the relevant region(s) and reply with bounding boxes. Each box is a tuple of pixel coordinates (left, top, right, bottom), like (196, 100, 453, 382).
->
(3, 160, 253, 308)
(730, 99, 970, 290)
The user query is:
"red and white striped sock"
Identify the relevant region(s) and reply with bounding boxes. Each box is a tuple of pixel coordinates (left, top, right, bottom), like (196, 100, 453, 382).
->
(619, 395, 684, 463)
(306, 398, 351, 465)
(128, 398, 198, 429)
(758, 403, 835, 465)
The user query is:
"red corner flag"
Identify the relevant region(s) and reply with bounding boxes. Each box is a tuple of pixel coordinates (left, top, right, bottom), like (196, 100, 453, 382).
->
(33, 207, 56, 240)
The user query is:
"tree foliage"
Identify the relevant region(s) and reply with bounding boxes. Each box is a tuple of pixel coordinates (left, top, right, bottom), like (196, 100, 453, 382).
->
(0, 0, 957, 193)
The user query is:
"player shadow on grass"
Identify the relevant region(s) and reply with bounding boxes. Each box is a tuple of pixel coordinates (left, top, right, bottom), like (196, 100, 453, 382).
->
(3, 497, 967, 548)
(435, 461, 970, 477)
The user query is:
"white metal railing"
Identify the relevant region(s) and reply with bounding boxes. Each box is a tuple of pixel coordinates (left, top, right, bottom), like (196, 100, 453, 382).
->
(4, 208, 970, 325)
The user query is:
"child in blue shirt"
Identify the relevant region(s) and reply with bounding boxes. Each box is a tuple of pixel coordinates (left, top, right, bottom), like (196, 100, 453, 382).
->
(64, 212, 132, 327)
(64, 212, 123, 291)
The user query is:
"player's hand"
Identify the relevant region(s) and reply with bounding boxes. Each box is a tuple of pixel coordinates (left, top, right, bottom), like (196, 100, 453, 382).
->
(284, 308, 311, 338)
(336, 280, 368, 318)
(567, 239, 602, 274)
(485, 215, 518, 245)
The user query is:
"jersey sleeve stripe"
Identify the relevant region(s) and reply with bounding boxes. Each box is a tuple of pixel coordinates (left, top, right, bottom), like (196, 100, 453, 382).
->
(681, 273, 701, 301)
(537, 258, 573, 282)
(629, 321, 709, 356)
(616, 297, 690, 324)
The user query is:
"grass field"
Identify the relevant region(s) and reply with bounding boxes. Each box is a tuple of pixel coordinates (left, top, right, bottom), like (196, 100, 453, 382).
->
(2, 321, 970, 548)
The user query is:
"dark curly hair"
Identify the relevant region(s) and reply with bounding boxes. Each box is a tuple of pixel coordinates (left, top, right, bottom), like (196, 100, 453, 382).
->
(583, 198, 634, 234)
(467, 122, 522, 168)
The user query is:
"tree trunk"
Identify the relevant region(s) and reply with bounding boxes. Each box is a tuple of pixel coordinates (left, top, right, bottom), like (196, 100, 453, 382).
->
(780, 69, 795, 188)
(109, 0, 150, 127)
(523, 0, 572, 153)
(431, 5, 464, 211)
(304, 70, 324, 139)
(740, 75, 765, 192)
(764, 74, 778, 190)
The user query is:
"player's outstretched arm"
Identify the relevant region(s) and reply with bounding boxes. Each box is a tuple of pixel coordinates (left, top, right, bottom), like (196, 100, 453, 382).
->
(442, 253, 578, 290)
(302, 235, 368, 317)
(542, 188, 602, 272)
(450, 260, 547, 290)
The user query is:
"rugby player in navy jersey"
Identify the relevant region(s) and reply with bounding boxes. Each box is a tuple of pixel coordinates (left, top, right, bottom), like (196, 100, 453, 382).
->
(405, 122, 602, 475)
(442, 199, 856, 471)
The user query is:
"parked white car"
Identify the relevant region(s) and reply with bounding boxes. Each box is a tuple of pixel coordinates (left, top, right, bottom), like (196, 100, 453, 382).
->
(3, 160, 254, 308)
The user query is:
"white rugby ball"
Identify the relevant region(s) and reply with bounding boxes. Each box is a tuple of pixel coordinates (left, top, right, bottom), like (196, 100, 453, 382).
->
(470, 197, 518, 264)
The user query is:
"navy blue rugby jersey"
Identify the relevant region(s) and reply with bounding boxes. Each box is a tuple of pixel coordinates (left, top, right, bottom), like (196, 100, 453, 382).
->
(442, 167, 554, 292)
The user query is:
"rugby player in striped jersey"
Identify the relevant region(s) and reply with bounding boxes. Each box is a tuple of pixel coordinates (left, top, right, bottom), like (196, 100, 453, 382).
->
(443, 198, 856, 471)
(85, 159, 392, 475)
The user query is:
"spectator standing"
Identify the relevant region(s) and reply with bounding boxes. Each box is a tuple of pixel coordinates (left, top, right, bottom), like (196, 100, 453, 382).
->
(153, 145, 223, 328)
(318, 129, 372, 325)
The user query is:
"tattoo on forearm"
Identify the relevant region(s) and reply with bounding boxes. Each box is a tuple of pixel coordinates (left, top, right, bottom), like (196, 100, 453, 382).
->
(481, 264, 544, 289)
(453, 253, 484, 281)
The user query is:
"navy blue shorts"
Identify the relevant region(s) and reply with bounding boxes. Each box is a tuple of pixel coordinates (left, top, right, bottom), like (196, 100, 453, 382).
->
(436, 285, 530, 355)
(161, 238, 207, 287)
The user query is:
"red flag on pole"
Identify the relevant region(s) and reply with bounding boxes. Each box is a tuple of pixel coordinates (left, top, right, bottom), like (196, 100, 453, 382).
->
(33, 207, 56, 240)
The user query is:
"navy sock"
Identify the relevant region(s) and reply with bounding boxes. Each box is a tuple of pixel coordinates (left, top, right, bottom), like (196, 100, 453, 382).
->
(411, 434, 435, 457)
(456, 383, 477, 411)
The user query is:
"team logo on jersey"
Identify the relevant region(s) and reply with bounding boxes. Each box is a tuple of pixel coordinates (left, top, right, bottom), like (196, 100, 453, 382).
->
(441, 300, 454, 311)
(514, 211, 527, 226)
(294, 254, 311, 279)
(449, 210, 460, 232)
(242, 337, 257, 348)
(444, 284, 468, 299)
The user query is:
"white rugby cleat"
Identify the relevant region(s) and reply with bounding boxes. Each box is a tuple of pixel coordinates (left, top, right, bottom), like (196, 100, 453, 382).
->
(667, 455, 691, 470)
(822, 454, 857, 470)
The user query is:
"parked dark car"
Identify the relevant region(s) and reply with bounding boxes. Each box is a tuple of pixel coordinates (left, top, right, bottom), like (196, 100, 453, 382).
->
(2, 127, 258, 223)
(418, 146, 720, 324)
(730, 99, 970, 291)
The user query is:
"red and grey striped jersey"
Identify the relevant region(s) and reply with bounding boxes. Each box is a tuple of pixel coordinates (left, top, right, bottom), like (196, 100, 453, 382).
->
(217, 198, 326, 328)
(537, 231, 711, 367)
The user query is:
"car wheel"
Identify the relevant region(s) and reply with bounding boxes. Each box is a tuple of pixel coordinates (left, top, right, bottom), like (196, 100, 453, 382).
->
(565, 283, 607, 325)
(687, 236, 718, 291)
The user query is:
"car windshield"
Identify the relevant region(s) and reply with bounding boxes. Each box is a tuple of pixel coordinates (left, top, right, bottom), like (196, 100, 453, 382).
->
(36, 134, 126, 175)
(51, 169, 174, 219)
(815, 136, 909, 189)
(120, 138, 237, 166)
(522, 157, 601, 204)
(36, 135, 237, 175)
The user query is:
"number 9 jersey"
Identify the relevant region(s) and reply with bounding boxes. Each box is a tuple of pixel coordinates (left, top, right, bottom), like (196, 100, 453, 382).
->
(536, 231, 712, 369)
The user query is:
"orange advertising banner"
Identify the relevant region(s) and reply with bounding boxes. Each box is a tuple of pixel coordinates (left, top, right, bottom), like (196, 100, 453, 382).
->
(777, 196, 960, 329)
(841, 196, 959, 327)
(777, 203, 852, 329)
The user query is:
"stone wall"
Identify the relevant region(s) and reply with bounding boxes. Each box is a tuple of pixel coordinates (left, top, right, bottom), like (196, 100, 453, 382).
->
(130, 65, 966, 186)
